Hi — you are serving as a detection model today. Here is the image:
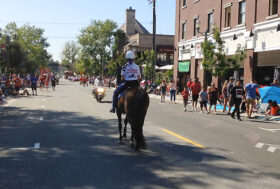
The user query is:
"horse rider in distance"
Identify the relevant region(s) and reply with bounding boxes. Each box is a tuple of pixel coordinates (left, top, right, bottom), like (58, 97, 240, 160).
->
(110, 51, 141, 113)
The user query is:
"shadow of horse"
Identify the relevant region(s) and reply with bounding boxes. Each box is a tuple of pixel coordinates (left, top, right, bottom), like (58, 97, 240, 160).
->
(116, 87, 149, 151)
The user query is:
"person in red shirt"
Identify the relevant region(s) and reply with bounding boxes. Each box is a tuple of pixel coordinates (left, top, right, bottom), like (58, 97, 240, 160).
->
(190, 78, 201, 111)
(181, 86, 189, 112)
(45, 74, 49, 91)
(39, 74, 45, 90)
(13, 76, 22, 95)
(187, 79, 193, 91)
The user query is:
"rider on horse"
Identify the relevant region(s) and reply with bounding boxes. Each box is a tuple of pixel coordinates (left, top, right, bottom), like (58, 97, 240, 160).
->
(110, 51, 141, 113)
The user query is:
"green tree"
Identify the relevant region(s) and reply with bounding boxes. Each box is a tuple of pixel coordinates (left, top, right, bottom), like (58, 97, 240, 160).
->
(78, 19, 117, 76)
(201, 27, 246, 79)
(17, 24, 51, 72)
(137, 50, 154, 80)
(61, 40, 80, 70)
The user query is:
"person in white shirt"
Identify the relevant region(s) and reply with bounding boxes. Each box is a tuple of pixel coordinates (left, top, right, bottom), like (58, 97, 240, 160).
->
(110, 51, 141, 113)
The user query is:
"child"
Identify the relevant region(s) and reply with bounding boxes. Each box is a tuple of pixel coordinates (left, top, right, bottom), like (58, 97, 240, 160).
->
(199, 87, 208, 114)
(181, 86, 189, 111)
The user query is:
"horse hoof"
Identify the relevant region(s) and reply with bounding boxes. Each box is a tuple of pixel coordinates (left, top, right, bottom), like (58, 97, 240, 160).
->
(135, 146, 140, 151)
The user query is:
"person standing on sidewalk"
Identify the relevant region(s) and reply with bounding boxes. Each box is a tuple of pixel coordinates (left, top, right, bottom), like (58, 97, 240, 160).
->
(30, 74, 38, 96)
(227, 77, 235, 114)
(222, 80, 229, 113)
(169, 79, 177, 103)
(199, 87, 208, 114)
(50, 73, 57, 91)
(190, 78, 201, 111)
(182, 86, 189, 111)
(245, 79, 259, 118)
(160, 80, 167, 103)
(230, 81, 245, 121)
(208, 83, 218, 114)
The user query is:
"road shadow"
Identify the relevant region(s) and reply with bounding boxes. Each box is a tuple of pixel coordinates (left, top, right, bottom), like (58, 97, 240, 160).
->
(0, 107, 279, 189)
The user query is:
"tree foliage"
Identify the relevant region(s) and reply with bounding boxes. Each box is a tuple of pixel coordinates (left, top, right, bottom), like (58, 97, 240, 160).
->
(202, 27, 247, 78)
(137, 50, 154, 80)
(0, 22, 51, 74)
(61, 41, 80, 70)
(77, 19, 118, 75)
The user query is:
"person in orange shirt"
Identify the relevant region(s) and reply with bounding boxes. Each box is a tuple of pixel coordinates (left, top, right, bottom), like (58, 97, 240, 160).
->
(266, 101, 279, 116)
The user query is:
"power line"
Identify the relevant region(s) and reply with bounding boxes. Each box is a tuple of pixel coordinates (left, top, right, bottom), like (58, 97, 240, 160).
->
(0, 19, 153, 26)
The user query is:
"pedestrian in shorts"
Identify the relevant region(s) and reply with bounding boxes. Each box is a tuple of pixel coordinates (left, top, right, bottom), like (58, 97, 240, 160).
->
(181, 86, 189, 111)
(30, 74, 38, 96)
(227, 77, 235, 114)
(190, 78, 201, 111)
(199, 87, 208, 114)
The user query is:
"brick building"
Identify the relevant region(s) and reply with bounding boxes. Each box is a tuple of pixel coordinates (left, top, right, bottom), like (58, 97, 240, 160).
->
(120, 7, 175, 67)
(174, 0, 280, 88)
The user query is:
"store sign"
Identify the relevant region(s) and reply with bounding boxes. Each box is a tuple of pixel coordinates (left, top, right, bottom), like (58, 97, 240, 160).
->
(179, 62, 190, 72)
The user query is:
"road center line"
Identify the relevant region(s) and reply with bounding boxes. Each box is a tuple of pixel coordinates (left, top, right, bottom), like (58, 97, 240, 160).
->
(161, 129, 205, 149)
(9, 143, 40, 150)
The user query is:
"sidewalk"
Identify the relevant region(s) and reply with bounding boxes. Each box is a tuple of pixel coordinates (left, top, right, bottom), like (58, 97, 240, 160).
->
(149, 94, 280, 124)
(0, 97, 17, 111)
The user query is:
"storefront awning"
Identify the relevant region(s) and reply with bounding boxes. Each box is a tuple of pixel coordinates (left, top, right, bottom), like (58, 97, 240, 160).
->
(179, 62, 190, 72)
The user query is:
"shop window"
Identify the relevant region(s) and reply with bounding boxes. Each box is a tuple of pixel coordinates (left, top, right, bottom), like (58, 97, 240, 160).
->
(269, 0, 278, 16)
(225, 6, 231, 28)
(256, 66, 275, 85)
(170, 54, 174, 64)
(238, 1, 246, 25)
(182, 22, 186, 40)
(157, 53, 167, 62)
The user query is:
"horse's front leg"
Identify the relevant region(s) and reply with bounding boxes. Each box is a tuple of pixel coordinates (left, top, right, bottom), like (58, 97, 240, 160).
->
(123, 116, 127, 138)
(117, 112, 124, 144)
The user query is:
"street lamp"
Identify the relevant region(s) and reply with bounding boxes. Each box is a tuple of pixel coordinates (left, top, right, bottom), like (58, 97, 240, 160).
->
(96, 54, 103, 78)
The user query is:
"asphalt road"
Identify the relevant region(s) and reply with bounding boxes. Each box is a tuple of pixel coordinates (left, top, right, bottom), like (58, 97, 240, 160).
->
(0, 80, 279, 189)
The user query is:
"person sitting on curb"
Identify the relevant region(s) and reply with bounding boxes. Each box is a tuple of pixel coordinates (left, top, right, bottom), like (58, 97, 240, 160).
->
(266, 101, 279, 117)
(265, 100, 273, 116)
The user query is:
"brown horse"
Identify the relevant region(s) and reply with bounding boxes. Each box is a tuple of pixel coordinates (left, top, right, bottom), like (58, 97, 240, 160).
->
(116, 87, 149, 150)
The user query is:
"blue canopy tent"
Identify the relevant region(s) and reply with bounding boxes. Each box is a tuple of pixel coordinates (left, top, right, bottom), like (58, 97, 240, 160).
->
(258, 86, 280, 104)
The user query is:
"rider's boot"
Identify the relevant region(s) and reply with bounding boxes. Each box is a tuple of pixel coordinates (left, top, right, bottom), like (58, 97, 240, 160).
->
(110, 107, 115, 113)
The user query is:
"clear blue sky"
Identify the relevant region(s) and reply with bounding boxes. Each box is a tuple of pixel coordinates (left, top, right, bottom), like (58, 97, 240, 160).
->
(0, 0, 175, 61)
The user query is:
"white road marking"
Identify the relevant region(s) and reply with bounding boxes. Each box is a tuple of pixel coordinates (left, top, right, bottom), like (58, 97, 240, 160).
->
(39, 117, 43, 121)
(42, 99, 46, 101)
(9, 143, 40, 150)
(255, 142, 280, 153)
(259, 127, 280, 133)
(41, 105, 45, 108)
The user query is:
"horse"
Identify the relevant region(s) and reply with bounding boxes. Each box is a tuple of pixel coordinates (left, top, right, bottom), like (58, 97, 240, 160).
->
(116, 87, 149, 150)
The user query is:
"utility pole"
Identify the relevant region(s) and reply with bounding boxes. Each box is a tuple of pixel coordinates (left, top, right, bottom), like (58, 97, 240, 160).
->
(149, 0, 156, 81)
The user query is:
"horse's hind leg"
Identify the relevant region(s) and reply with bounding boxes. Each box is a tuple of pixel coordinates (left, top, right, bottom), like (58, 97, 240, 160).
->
(117, 112, 124, 144)
(123, 117, 127, 138)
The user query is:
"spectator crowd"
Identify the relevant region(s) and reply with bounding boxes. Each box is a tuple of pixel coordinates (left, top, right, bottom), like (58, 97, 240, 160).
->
(157, 77, 280, 121)
(0, 73, 59, 105)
